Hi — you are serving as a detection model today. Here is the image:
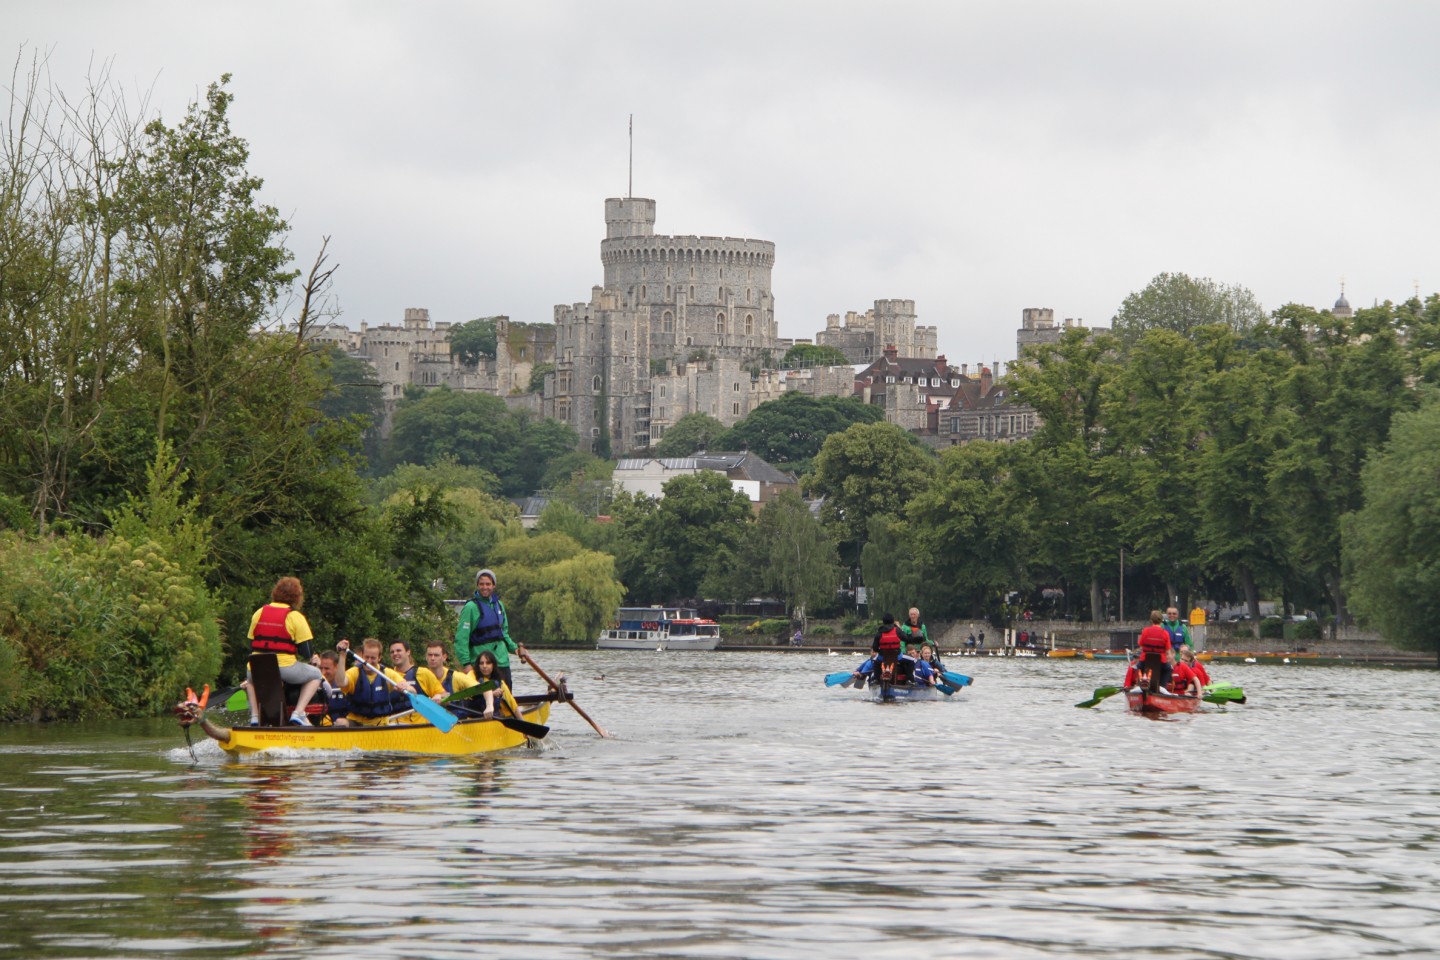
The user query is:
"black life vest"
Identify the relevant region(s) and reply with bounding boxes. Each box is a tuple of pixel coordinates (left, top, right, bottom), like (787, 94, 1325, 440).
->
(250, 604, 296, 656)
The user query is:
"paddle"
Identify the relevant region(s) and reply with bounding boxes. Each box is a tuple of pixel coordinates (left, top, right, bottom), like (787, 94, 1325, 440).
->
(824, 670, 856, 687)
(1203, 685, 1247, 705)
(1075, 686, 1123, 709)
(520, 651, 610, 738)
(354, 658, 458, 733)
(940, 671, 973, 687)
(222, 686, 249, 712)
(438, 679, 497, 704)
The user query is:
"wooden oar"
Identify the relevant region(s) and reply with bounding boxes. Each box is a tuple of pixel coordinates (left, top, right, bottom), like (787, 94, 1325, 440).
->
(1075, 686, 1124, 709)
(355, 658, 458, 733)
(520, 651, 610, 738)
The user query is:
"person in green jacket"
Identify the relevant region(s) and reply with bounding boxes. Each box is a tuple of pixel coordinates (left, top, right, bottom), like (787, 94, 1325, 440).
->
(1161, 606, 1193, 655)
(454, 568, 526, 691)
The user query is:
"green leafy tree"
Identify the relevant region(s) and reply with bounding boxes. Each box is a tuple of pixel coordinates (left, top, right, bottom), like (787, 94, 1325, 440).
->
(1008, 327, 1124, 620)
(489, 532, 625, 644)
(528, 361, 554, 394)
(807, 421, 935, 566)
(618, 472, 752, 601)
(449, 316, 500, 366)
(653, 412, 727, 457)
(1110, 272, 1266, 351)
(1269, 303, 1413, 628)
(718, 393, 883, 472)
(859, 515, 927, 623)
(1342, 386, 1440, 663)
(781, 343, 851, 368)
(746, 490, 840, 619)
(907, 441, 1033, 620)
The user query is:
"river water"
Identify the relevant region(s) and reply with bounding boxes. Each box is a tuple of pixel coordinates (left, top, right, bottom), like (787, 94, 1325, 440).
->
(1, 652, 1437, 959)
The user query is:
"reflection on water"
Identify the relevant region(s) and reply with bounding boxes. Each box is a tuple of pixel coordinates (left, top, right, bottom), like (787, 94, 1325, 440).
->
(1, 654, 1438, 958)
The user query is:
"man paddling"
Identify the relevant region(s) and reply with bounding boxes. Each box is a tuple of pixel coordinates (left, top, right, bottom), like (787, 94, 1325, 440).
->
(388, 640, 446, 701)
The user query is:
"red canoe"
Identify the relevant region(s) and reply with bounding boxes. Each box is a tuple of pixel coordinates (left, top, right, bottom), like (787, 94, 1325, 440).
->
(1126, 689, 1202, 714)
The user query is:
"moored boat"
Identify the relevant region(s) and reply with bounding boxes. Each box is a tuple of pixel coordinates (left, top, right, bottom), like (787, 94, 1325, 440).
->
(597, 606, 721, 651)
(188, 694, 556, 757)
(1125, 689, 1202, 714)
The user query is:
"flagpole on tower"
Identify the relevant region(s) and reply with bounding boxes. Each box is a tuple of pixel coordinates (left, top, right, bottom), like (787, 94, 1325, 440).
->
(628, 114, 633, 199)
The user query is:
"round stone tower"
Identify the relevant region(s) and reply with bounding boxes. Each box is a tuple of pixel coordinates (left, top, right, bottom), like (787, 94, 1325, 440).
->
(600, 197, 778, 359)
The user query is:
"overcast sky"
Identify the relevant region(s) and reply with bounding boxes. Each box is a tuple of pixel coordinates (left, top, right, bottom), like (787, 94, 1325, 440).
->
(10, 1, 1439, 365)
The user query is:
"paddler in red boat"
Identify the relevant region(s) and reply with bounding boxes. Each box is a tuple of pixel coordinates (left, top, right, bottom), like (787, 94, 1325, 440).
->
(1126, 610, 1175, 693)
(1178, 645, 1210, 686)
(1169, 654, 1205, 698)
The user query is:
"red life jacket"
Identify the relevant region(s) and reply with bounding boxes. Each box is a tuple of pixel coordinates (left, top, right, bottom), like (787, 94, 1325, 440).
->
(1138, 625, 1172, 658)
(877, 626, 902, 655)
(251, 603, 297, 656)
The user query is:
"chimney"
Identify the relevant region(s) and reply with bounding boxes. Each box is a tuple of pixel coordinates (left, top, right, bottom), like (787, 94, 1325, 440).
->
(960, 363, 968, 375)
(883, 344, 899, 362)
(980, 365, 993, 393)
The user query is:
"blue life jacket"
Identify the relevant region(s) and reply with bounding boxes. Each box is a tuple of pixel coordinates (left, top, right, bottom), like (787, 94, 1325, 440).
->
(1164, 621, 1187, 650)
(913, 659, 936, 683)
(468, 595, 507, 647)
(323, 681, 351, 720)
(349, 667, 408, 718)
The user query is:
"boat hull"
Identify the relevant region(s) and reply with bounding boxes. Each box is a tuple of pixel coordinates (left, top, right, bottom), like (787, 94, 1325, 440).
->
(1125, 690, 1201, 714)
(214, 701, 552, 756)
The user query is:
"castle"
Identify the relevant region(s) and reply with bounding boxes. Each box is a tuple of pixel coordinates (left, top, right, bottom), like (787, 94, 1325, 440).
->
(543, 197, 784, 452)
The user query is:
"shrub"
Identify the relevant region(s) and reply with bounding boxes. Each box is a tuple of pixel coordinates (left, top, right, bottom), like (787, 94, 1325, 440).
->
(0, 532, 222, 720)
(1295, 618, 1323, 641)
(1258, 618, 1285, 640)
(810, 624, 834, 637)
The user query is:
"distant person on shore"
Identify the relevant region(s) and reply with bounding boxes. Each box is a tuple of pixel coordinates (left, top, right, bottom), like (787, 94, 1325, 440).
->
(977, 630, 985, 651)
(965, 632, 976, 653)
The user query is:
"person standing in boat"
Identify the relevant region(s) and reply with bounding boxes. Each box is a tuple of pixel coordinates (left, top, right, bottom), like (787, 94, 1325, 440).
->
(1162, 606, 1192, 656)
(244, 576, 324, 727)
(900, 608, 941, 670)
(455, 568, 526, 691)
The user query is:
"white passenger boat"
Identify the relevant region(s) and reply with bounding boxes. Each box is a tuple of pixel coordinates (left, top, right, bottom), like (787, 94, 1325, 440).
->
(596, 606, 721, 651)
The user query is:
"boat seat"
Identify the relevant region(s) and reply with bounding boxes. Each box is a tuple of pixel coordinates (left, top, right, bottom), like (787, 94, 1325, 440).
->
(249, 653, 286, 726)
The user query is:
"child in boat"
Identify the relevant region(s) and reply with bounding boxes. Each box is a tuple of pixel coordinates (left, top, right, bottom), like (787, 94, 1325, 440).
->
(1169, 655, 1205, 697)
(912, 644, 941, 686)
(1178, 646, 1211, 686)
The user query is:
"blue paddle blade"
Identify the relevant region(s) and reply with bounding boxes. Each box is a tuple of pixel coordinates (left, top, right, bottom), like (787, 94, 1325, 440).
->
(936, 681, 959, 696)
(941, 671, 973, 687)
(825, 671, 855, 686)
(410, 692, 458, 733)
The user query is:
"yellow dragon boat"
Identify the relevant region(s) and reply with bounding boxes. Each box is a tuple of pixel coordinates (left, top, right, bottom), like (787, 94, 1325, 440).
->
(185, 693, 557, 757)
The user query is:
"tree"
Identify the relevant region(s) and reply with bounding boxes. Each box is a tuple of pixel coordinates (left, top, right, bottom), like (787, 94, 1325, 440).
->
(489, 532, 625, 644)
(384, 388, 578, 496)
(1111, 272, 1266, 350)
(746, 490, 840, 620)
(653, 412, 727, 457)
(619, 471, 752, 601)
(781, 343, 851, 368)
(807, 421, 935, 566)
(1008, 327, 1124, 621)
(907, 441, 1033, 620)
(1342, 386, 1440, 663)
(449, 316, 500, 366)
(312, 345, 383, 464)
(1268, 303, 1413, 629)
(717, 392, 883, 472)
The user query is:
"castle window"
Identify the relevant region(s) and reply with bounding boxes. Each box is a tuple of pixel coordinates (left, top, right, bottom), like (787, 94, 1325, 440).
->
(658, 406, 666, 420)
(732, 402, 740, 416)
(593, 375, 602, 392)
(396, 362, 400, 371)
(745, 314, 754, 335)
(686, 337, 693, 346)
(747, 289, 752, 303)
(689, 285, 695, 299)
(659, 386, 667, 399)
(666, 285, 672, 299)
(662, 311, 673, 333)
(641, 285, 646, 299)
(716, 313, 726, 334)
